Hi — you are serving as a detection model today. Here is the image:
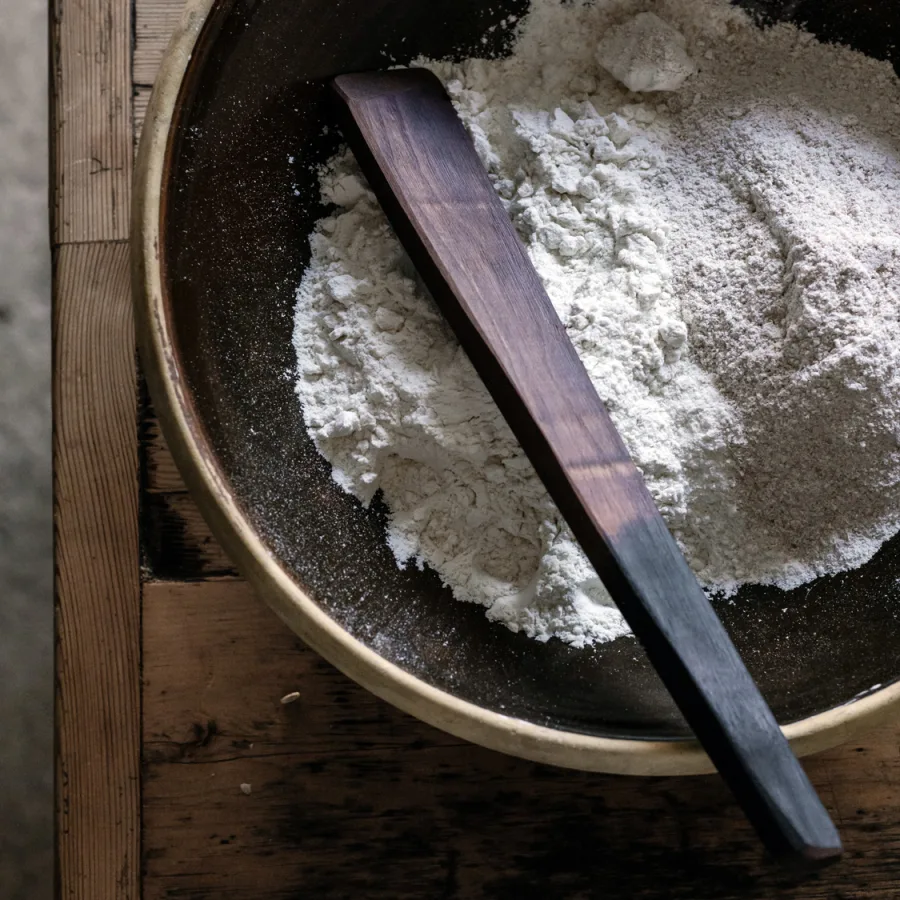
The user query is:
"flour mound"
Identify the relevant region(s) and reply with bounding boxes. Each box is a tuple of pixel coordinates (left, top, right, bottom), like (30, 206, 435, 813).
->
(596, 11, 694, 92)
(293, 0, 900, 646)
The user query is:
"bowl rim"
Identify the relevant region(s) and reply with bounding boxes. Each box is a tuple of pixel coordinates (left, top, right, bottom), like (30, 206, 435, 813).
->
(132, 0, 900, 776)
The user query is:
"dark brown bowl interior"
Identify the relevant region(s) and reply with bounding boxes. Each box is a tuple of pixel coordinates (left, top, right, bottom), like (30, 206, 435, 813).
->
(162, 0, 900, 741)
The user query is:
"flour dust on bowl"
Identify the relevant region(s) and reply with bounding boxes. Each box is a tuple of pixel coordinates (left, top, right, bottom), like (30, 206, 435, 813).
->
(134, 0, 900, 775)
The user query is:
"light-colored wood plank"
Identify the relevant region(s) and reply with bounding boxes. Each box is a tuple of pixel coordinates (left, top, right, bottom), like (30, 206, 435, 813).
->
(143, 579, 900, 900)
(134, 87, 152, 151)
(51, 0, 132, 243)
(55, 241, 140, 900)
(134, 0, 185, 87)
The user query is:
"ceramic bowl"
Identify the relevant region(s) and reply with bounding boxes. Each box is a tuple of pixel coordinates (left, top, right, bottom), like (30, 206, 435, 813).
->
(133, 0, 900, 775)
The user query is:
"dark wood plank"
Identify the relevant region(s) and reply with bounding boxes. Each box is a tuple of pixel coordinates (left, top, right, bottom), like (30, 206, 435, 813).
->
(333, 69, 840, 862)
(139, 377, 188, 493)
(140, 412, 185, 493)
(55, 241, 141, 899)
(137, 384, 236, 582)
(137, 364, 232, 582)
(141, 492, 240, 580)
(142, 580, 900, 900)
(50, 0, 132, 244)
(133, 68, 226, 588)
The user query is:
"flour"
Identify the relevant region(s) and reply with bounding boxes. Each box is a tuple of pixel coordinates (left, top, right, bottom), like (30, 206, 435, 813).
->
(293, 0, 900, 646)
(596, 12, 694, 92)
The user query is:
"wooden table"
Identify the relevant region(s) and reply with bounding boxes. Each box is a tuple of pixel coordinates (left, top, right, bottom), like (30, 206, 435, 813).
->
(52, 1, 900, 897)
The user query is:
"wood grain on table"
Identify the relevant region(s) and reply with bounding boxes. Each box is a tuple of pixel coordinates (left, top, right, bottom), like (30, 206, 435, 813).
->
(52, 0, 900, 897)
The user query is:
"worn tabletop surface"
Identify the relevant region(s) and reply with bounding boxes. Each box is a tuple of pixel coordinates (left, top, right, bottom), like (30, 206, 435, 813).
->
(52, 0, 900, 897)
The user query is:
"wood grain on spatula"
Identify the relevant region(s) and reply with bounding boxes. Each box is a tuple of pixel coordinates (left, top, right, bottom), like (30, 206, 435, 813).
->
(331, 67, 842, 864)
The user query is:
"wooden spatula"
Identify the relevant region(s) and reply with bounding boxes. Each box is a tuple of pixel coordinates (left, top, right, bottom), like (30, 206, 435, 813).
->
(332, 67, 841, 864)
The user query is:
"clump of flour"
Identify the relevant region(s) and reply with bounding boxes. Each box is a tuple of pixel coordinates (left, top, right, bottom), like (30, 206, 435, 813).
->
(596, 11, 694, 92)
(293, 0, 900, 646)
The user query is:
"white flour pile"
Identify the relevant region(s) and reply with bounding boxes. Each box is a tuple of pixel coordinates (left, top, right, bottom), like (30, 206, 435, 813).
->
(293, 0, 900, 646)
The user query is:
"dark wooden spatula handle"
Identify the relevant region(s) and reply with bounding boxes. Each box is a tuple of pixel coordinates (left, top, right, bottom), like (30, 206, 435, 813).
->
(332, 68, 841, 864)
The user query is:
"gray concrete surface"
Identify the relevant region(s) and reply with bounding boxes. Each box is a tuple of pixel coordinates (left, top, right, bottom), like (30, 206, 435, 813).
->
(0, 0, 53, 897)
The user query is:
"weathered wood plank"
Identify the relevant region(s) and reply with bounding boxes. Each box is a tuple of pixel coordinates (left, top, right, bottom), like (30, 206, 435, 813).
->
(137, 381, 233, 579)
(139, 380, 187, 493)
(134, 0, 186, 87)
(142, 492, 240, 579)
(129, 1, 900, 896)
(51, 0, 132, 243)
(142, 416, 185, 493)
(55, 241, 141, 900)
(143, 580, 900, 900)
(134, 86, 152, 151)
